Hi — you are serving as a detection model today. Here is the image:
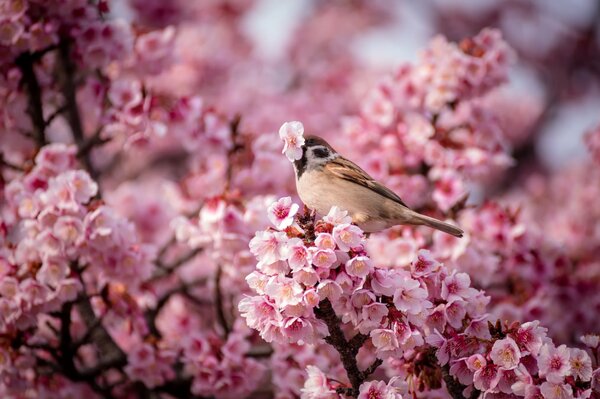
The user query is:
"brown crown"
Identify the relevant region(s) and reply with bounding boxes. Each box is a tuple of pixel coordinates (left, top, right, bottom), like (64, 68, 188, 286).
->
(304, 135, 336, 151)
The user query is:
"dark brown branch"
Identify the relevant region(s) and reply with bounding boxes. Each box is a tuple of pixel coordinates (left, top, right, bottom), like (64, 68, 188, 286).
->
(362, 358, 383, 380)
(224, 114, 242, 193)
(314, 299, 378, 397)
(57, 40, 98, 180)
(77, 127, 109, 158)
(145, 278, 209, 338)
(215, 265, 231, 336)
(441, 364, 478, 399)
(44, 104, 68, 127)
(15, 52, 47, 148)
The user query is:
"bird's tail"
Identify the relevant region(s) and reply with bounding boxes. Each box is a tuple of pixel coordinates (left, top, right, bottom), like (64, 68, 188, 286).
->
(408, 212, 464, 238)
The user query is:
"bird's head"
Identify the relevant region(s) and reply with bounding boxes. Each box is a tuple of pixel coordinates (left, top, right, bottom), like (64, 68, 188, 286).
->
(293, 135, 338, 178)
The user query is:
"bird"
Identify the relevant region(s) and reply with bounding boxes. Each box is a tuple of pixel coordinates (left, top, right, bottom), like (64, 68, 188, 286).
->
(292, 135, 464, 237)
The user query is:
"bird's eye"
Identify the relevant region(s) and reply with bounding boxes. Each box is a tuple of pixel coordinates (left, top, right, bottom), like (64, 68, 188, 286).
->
(313, 147, 329, 158)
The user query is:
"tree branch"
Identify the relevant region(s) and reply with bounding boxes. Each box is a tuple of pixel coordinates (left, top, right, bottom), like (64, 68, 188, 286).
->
(441, 364, 478, 399)
(215, 265, 231, 336)
(15, 52, 47, 148)
(57, 40, 98, 180)
(314, 299, 378, 397)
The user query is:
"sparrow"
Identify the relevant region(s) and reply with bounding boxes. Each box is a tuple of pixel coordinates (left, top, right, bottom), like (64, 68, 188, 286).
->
(293, 135, 464, 237)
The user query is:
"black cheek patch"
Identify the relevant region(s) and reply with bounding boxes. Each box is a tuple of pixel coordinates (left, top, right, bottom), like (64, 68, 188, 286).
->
(313, 148, 329, 158)
(294, 152, 307, 178)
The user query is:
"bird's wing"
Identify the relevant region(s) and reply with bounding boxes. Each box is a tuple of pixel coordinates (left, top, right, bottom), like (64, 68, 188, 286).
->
(325, 157, 409, 208)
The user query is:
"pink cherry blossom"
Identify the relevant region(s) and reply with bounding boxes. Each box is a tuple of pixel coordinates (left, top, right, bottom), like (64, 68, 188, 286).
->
(491, 337, 522, 370)
(345, 256, 372, 278)
(332, 223, 363, 252)
(279, 121, 306, 162)
(568, 349, 592, 382)
(287, 238, 311, 271)
(358, 380, 402, 399)
(268, 197, 299, 230)
(249, 230, 289, 270)
(538, 345, 571, 384)
(392, 277, 431, 315)
(540, 381, 574, 399)
(323, 206, 352, 225)
(301, 366, 337, 399)
(310, 248, 337, 269)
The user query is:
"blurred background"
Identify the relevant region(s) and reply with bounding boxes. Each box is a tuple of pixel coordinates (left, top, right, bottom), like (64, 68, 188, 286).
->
(112, 0, 600, 173)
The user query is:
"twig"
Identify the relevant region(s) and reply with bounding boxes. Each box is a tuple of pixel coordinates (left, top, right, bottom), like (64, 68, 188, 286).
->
(44, 104, 67, 127)
(150, 247, 204, 282)
(144, 278, 209, 338)
(77, 127, 109, 159)
(15, 52, 47, 148)
(0, 155, 25, 172)
(441, 364, 478, 399)
(214, 265, 231, 336)
(362, 358, 383, 380)
(224, 114, 243, 193)
(57, 40, 98, 181)
(314, 299, 378, 397)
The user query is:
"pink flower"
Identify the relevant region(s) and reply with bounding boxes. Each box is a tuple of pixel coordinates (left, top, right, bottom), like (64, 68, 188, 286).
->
(345, 256, 372, 278)
(53, 216, 83, 247)
(540, 381, 574, 399)
(358, 379, 402, 399)
(134, 26, 176, 75)
(441, 271, 476, 302)
(54, 278, 82, 302)
(411, 250, 441, 277)
(310, 248, 337, 269)
(332, 223, 363, 251)
(512, 321, 547, 356)
(568, 348, 592, 382)
(109, 78, 143, 109)
(580, 334, 600, 349)
(371, 329, 400, 354)
(431, 169, 467, 212)
(316, 280, 343, 301)
(315, 233, 336, 250)
(444, 299, 467, 329)
(323, 206, 352, 225)
(358, 303, 389, 333)
(466, 354, 487, 372)
(371, 269, 407, 297)
(249, 231, 289, 269)
(393, 277, 431, 315)
(264, 277, 304, 308)
(287, 238, 311, 271)
(36, 258, 69, 288)
(491, 337, 522, 370)
(268, 197, 299, 230)
(473, 363, 501, 392)
(301, 366, 337, 399)
(538, 344, 571, 384)
(279, 121, 305, 162)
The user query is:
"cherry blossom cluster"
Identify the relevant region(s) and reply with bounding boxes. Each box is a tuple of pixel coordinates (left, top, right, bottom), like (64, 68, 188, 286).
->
(240, 197, 600, 399)
(340, 28, 515, 213)
(0, 0, 132, 70)
(239, 196, 486, 394)
(429, 322, 600, 399)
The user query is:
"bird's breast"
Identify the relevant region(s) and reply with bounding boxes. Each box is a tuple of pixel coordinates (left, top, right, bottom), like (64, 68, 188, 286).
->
(296, 170, 407, 232)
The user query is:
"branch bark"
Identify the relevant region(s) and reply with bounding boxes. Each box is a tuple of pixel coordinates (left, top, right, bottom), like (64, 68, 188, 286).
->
(314, 299, 380, 397)
(57, 40, 98, 181)
(441, 364, 479, 399)
(15, 52, 47, 148)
